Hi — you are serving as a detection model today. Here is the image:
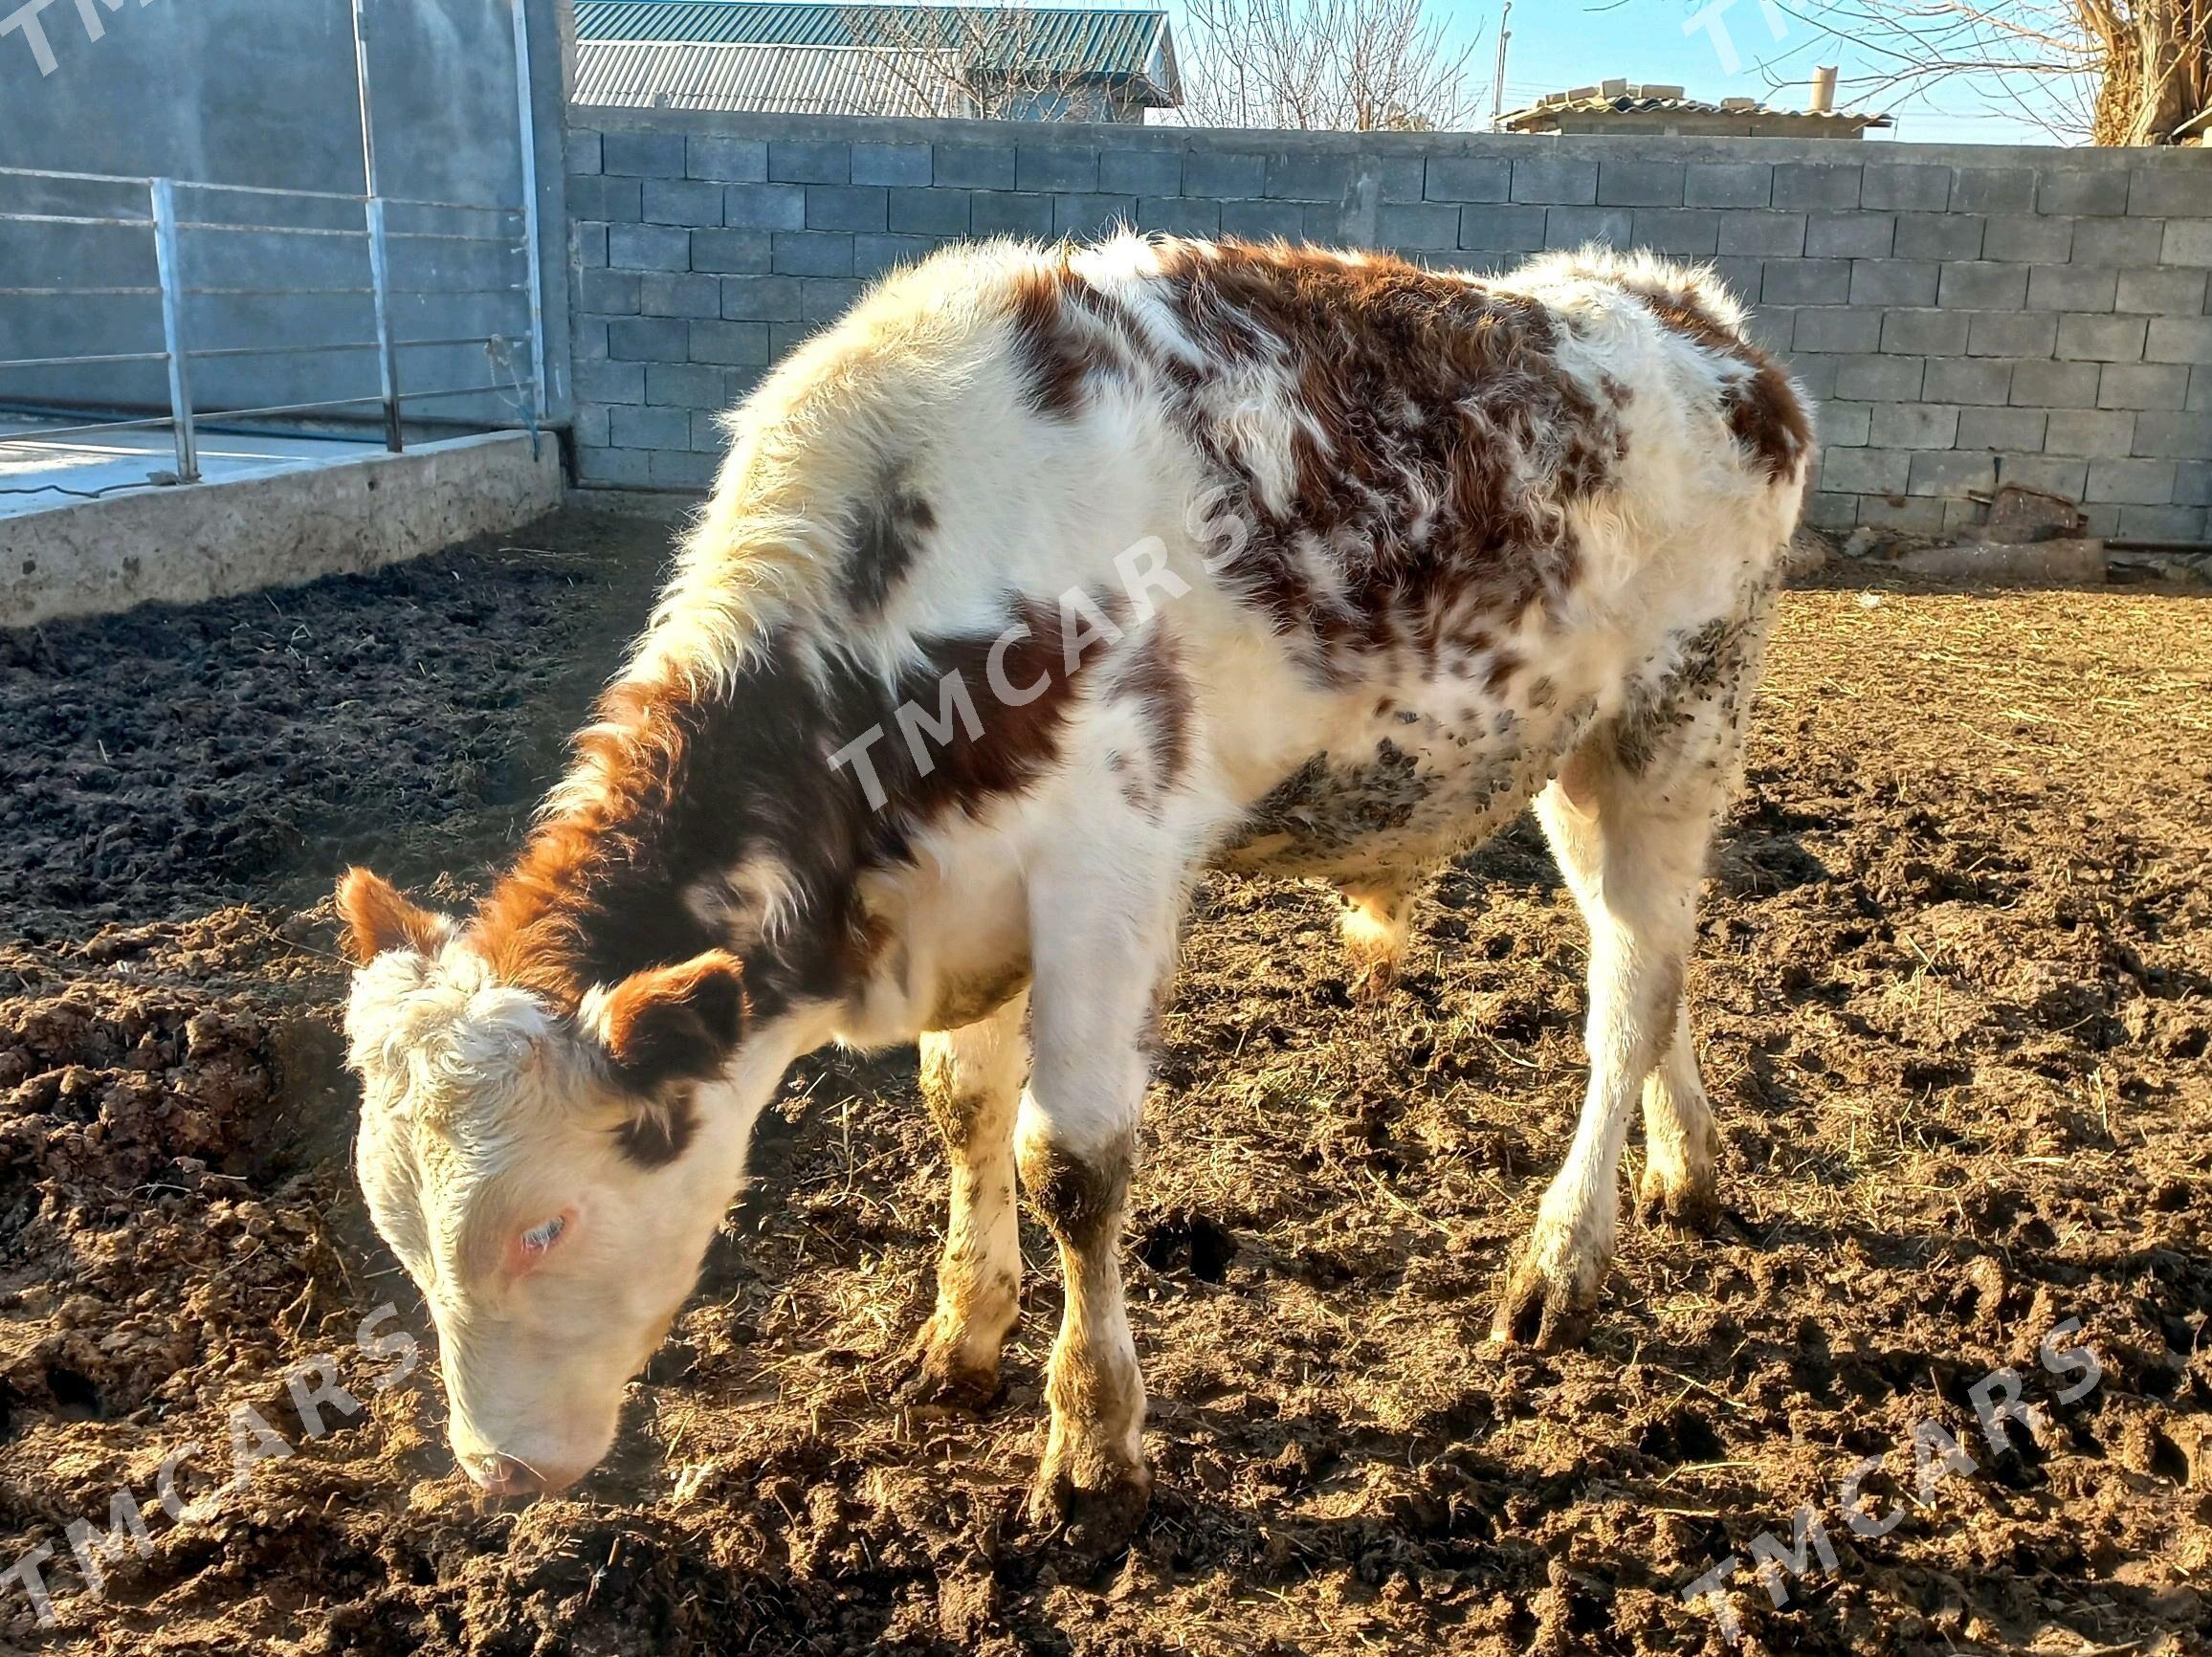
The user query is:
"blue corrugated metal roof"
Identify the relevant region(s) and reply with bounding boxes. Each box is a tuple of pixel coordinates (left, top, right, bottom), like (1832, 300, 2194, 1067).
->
(574, 2, 1178, 99)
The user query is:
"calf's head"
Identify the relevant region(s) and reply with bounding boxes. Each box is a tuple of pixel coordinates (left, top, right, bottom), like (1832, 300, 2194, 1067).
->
(335, 868, 750, 1496)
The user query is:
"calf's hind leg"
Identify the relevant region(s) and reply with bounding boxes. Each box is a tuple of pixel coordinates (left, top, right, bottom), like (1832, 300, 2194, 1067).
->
(905, 990, 1029, 1411)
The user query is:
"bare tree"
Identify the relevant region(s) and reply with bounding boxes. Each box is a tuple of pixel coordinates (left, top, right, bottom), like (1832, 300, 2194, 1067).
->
(840, 4, 1112, 122)
(1774, 0, 2210, 144)
(1177, 0, 1483, 131)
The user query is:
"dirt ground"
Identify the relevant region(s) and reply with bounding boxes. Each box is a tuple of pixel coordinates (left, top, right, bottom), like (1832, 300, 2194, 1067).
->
(0, 510, 2206, 1657)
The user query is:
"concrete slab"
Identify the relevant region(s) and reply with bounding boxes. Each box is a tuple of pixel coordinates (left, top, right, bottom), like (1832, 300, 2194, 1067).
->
(1, 428, 564, 629)
(0, 418, 402, 519)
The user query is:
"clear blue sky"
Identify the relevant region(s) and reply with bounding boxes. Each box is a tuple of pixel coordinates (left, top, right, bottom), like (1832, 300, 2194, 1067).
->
(1384, 0, 2077, 144)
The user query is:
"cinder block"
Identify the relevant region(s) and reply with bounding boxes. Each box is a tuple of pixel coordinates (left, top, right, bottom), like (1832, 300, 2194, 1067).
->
(1834, 355, 1924, 402)
(1805, 492, 1858, 530)
(604, 132, 686, 179)
(651, 450, 717, 490)
(573, 403, 609, 448)
(853, 234, 937, 278)
(1980, 214, 2073, 263)
(689, 320, 771, 366)
(1873, 403, 1960, 449)
(646, 362, 727, 409)
(1426, 157, 1512, 203)
(574, 359, 645, 405)
(1717, 211, 1804, 256)
(1881, 308, 1968, 356)
(2011, 360, 2101, 408)
(884, 188, 968, 236)
(2070, 216, 2166, 266)
(576, 444, 653, 488)
(1939, 262, 2028, 310)
(688, 137, 767, 184)
(935, 145, 1017, 191)
(719, 276, 804, 321)
(690, 229, 771, 274)
(1741, 305, 1793, 355)
(1794, 308, 1881, 354)
(2085, 457, 2176, 503)
(2117, 503, 2207, 538)
(608, 223, 691, 273)
(690, 409, 726, 453)
(1908, 450, 1996, 496)
(1893, 213, 1984, 261)
(2176, 461, 2212, 504)
(2129, 167, 2212, 216)
(1182, 149, 1266, 198)
(2056, 313, 2149, 363)
(1267, 153, 1355, 202)
(2131, 411, 2212, 459)
(969, 191, 1054, 237)
(1773, 163, 1861, 210)
(1376, 155, 1427, 203)
(1805, 212, 1893, 258)
(851, 143, 932, 188)
(1102, 148, 1183, 198)
(1998, 455, 2087, 497)
(610, 404, 691, 450)
(1139, 197, 1219, 236)
(1816, 400, 1871, 446)
(770, 231, 853, 276)
(2043, 409, 2135, 454)
(574, 267, 639, 317)
(568, 174, 642, 223)
(1850, 259, 1937, 307)
(644, 178, 723, 227)
(573, 220, 609, 270)
(1924, 358, 2011, 405)
(1629, 209, 1717, 256)
(1014, 144, 1099, 194)
(608, 316, 686, 361)
(568, 129, 604, 175)
(1597, 161, 1685, 207)
(2193, 366, 2212, 410)
(2163, 220, 2212, 267)
(768, 141, 851, 185)
(573, 318, 608, 364)
(1951, 168, 2036, 213)
(2026, 266, 2117, 312)
(1860, 165, 1951, 212)
(1544, 206, 1629, 248)
(1789, 355, 1839, 400)
(1858, 495, 1947, 533)
(1459, 204, 1545, 250)
(2097, 363, 2191, 409)
(1511, 156, 1598, 206)
(1819, 446, 1910, 494)
(806, 185, 889, 232)
(1220, 198, 1304, 240)
(1683, 163, 1771, 208)
(1966, 310, 2057, 358)
(2079, 504, 2121, 536)
(639, 272, 719, 319)
(2146, 318, 2212, 364)
(1957, 407, 2046, 451)
(724, 184, 807, 231)
(1711, 256, 1763, 306)
(2036, 169, 2127, 217)
(800, 277, 864, 322)
(1379, 202, 1460, 248)
(1761, 259, 1851, 307)
(1053, 194, 1137, 239)
(2116, 266, 2208, 315)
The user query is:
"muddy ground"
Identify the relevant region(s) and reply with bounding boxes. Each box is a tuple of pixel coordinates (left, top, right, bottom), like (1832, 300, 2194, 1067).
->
(0, 509, 2205, 1656)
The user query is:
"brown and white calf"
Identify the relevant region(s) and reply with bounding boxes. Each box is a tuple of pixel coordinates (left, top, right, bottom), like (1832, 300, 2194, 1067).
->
(337, 234, 1809, 1545)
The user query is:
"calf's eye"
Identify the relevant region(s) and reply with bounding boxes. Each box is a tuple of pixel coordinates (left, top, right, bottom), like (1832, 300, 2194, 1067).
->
(520, 1213, 568, 1256)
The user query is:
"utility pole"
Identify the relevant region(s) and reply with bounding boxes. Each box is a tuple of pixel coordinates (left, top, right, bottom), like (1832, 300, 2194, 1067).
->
(1491, 1, 1512, 129)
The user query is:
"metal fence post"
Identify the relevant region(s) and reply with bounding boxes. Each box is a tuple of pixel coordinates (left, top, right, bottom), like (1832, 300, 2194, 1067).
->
(148, 177, 199, 484)
(510, 0, 548, 440)
(365, 194, 402, 451)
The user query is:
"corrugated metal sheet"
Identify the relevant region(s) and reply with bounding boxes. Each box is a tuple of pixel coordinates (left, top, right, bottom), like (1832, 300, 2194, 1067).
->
(574, 2, 1177, 101)
(575, 39, 978, 117)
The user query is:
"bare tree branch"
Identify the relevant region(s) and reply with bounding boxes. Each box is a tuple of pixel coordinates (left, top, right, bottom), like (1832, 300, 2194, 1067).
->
(1178, 0, 1483, 131)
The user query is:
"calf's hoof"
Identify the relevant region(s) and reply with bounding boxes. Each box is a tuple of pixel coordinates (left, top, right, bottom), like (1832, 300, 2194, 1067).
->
(896, 1322, 1003, 1416)
(1636, 1162, 1721, 1234)
(1489, 1226, 1608, 1352)
(1027, 1454, 1152, 1559)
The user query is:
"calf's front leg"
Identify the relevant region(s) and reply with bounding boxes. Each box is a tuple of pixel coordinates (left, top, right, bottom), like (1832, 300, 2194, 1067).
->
(1016, 828, 1189, 1554)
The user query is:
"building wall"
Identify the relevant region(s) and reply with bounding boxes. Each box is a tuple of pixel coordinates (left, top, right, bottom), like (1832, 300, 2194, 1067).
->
(0, 0, 572, 426)
(565, 108, 2212, 540)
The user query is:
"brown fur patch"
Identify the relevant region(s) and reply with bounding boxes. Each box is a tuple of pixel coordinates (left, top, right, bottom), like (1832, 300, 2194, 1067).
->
(1018, 1136, 1133, 1251)
(335, 867, 447, 964)
(1006, 260, 1093, 419)
(1639, 289, 1811, 483)
(1110, 626, 1193, 810)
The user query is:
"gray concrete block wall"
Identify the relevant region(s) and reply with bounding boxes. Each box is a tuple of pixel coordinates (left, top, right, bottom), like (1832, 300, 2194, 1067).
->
(567, 110, 2212, 537)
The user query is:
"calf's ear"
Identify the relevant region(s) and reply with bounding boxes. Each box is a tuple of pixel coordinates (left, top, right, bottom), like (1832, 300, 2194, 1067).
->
(336, 867, 453, 964)
(596, 951, 748, 1090)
